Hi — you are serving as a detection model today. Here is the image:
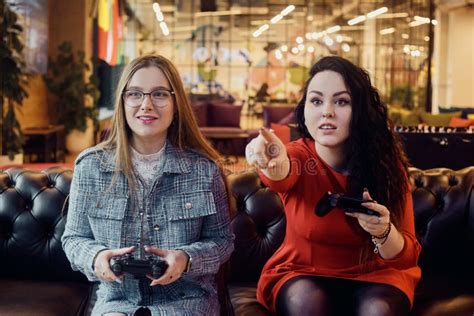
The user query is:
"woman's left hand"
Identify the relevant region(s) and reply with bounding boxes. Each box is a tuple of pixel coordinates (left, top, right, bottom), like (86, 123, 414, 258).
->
(345, 190, 390, 236)
(144, 246, 189, 286)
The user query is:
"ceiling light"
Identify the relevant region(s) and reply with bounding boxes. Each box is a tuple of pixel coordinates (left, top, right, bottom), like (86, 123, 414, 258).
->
(348, 15, 366, 25)
(431, 19, 438, 25)
(298, 44, 305, 51)
(160, 22, 169, 36)
(271, 14, 283, 24)
(409, 20, 426, 27)
(307, 46, 315, 53)
(376, 12, 408, 19)
(280, 45, 288, 52)
(336, 35, 343, 43)
(291, 47, 299, 54)
(424, 36, 430, 41)
(296, 36, 304, 44)
(275, 50, 283, 60)
(367, 7, 388, 19)
(342, 43, 351, 52)
(281, 5, 295, 16)
(323, 36, 334, 46)
(153, 2, 160, 13)
(155, 11, 164, 22)
(401, 33, 409, 39)
(327, 25, 341, 34)
(379, 27, 395, 35)
(414, 16, 430, 23)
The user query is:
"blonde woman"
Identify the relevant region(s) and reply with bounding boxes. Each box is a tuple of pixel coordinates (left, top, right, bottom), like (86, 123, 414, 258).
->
(62, 55, 234, 316)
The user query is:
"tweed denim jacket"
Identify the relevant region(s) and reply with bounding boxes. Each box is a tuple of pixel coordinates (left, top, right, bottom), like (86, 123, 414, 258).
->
(62, 142, 234, 315)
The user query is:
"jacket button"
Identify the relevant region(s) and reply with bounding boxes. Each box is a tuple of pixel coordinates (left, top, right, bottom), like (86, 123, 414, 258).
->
(153, 224, 160, 231)
(185, 202, 192, 209)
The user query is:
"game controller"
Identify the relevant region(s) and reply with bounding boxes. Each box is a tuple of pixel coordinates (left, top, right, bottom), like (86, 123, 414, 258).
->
(315, 192, 379, 217)
(110, 253, 168, 279)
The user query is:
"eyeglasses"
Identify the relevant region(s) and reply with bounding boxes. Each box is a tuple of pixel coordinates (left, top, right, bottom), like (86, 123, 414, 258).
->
(122, 89, 175, 108)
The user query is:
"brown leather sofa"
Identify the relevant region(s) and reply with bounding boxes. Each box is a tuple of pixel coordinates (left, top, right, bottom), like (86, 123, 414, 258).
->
(1, 166, 473, 315)
(226, 167, 474, 316)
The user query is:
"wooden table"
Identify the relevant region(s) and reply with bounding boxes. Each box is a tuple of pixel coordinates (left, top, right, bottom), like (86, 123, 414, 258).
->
(23, 125, 65, 163)
(201, 130, 250, 164)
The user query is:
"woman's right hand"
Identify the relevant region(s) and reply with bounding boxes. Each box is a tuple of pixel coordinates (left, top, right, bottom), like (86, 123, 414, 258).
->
(245, 128, 290, 181)
(94, 246, 135, 282)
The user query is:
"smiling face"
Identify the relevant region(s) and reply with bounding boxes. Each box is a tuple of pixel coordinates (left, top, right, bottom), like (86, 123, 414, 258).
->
(304, 70, 352, 154)
(124, 66, 175, 153)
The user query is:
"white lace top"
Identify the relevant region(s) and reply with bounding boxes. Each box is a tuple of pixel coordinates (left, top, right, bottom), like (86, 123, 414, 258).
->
(130, 143, 166, 187)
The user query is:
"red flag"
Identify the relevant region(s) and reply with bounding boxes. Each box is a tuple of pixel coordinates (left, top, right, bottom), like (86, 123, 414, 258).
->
(98, 0, 122, 65)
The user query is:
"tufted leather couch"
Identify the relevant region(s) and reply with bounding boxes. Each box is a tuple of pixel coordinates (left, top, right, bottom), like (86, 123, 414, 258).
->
(0, 167, 92, 316)
(226, 167, 474, 316)
(1, 166, 473, 315)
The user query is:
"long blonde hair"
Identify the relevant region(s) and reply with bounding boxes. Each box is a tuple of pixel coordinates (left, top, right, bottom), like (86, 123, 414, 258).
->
(99, 55, 222, 189)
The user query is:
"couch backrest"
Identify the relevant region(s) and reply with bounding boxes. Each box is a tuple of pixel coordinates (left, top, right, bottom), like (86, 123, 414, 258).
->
(0, 167, 86, 282)
(227, 167, 474, 284)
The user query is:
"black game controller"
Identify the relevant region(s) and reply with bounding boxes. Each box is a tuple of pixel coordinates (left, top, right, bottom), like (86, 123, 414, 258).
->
(315, 192, 379, 217)
(110, 253, 168, 279)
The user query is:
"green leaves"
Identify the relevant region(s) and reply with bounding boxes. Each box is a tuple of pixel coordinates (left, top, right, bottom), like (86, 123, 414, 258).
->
(1, 0, 28, 158)
(43, 41, 100, 134)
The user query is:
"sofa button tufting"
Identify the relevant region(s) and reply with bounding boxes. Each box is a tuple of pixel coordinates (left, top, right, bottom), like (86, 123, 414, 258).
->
(414, 177, 424, 188)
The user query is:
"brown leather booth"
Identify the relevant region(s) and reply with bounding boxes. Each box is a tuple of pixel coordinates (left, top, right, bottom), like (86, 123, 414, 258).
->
(226, 167, 474, 316)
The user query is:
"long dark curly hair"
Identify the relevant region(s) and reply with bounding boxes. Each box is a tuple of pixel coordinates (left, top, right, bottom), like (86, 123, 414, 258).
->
(295, 56, 410, 226)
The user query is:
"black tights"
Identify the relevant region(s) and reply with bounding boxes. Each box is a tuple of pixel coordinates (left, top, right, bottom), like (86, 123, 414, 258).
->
(275, 275, 410, 316)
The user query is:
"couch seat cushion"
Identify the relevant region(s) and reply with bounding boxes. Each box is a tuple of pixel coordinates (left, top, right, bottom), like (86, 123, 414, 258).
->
(420, 111, 462, 126)
(208, 102, 242, 127)
(0, 279, 91, 316)
(229, 283, 271, 316)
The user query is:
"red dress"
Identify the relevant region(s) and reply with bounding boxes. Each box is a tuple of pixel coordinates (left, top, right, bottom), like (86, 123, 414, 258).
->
(256, 138, 422, 313)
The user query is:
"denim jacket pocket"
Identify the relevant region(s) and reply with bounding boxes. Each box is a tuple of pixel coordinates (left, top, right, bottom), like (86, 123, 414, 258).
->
(164, 191, 217, 245)
(87, 194, 127, 247)
(167, 191, 217, 220)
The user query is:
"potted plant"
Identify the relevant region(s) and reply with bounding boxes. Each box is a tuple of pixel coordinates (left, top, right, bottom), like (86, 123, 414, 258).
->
(389, 84, 415, 110)
(43, 41, 100, 153)
(0, 0, 29, 163)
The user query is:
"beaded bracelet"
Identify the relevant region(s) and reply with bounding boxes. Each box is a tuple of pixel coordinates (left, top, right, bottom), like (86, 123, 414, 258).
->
(371, 223, 392, 254)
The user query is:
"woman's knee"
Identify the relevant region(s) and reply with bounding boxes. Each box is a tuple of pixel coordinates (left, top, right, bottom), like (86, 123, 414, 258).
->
(355, 284, 409, 316)
(357, 297, 392, 316)
(277, 277, 330, 315)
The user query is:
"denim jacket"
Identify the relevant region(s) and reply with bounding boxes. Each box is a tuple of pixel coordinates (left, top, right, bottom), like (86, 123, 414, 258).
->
(62, 142, 234, 315)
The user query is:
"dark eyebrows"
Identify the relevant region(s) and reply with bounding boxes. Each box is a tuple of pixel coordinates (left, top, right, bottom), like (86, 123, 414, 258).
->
(308, 90, 351, 97)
